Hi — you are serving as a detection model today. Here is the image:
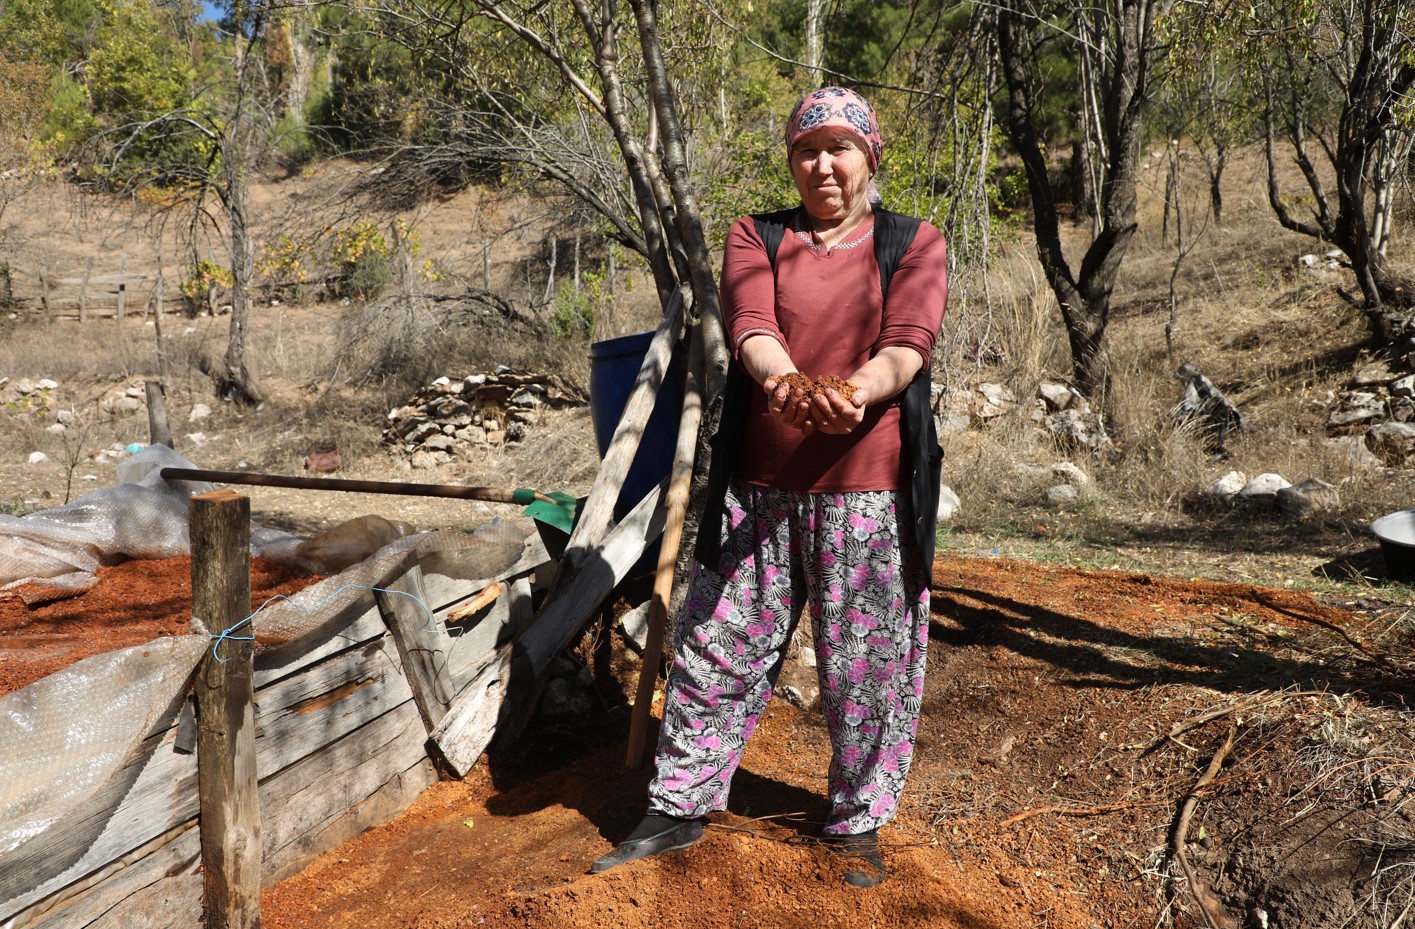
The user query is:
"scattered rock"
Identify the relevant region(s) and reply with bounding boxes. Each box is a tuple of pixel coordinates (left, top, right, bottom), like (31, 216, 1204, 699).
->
(1044, 409, 1112, 453)
(1045, 484, 1079, 505)
(1277, 478, 1340, 517)
(778, 685, 807, 708)
(384, 371, 586, 460)
(1238, 473, 1292, 500)
(617, 602, 650, 654)
(1328, 391, 1384, 428)
(975, 383, 1017, 422)
(933, 386, 972, 435)
(27, 451, 48, 465)
(537, 657, 596, 720)
(937, 485, 961, 521)
(1328, 435, 1383, 470)
(1037, 381, 1087, 413)
(1366, 422, 1415, 466)
(1208, 471, 1247, 497)
(189, 403, 212, 422)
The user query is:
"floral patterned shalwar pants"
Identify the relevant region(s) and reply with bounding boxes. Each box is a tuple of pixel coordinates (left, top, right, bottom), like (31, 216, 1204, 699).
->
(647, 482, 931, 835)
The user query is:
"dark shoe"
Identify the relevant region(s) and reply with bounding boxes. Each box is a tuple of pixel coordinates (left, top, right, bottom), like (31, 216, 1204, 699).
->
(589, 814, 705, 874)
(826, 829, 886, 888)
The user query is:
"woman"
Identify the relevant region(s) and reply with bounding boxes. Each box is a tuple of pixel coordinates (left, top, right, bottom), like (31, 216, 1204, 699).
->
(592, 86, 948, 888)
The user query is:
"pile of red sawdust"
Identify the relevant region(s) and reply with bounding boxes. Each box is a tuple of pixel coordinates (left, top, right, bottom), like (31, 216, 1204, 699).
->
(0, 556, 321, 697)
(258, 555, 1366, 929)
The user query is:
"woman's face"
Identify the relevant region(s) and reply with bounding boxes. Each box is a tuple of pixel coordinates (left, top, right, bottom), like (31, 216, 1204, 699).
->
(789, 129, 873, 224)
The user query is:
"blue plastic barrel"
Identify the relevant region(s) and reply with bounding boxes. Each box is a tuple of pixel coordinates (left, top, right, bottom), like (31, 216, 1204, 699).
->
(588, 330, 682, 520)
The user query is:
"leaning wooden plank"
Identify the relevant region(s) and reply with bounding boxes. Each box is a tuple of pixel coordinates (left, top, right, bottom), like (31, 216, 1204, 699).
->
(260, 700, 434, 884)
(562, 287, 683, 556)
(518, 481, 667, 686)
(375, 564, 454, 731)
(432, 484, 666, 776)
(1, 635, 415, 922)
(20, 825, 200, 929)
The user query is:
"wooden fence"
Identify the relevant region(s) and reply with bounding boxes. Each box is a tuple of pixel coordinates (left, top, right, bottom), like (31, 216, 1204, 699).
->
(4, 256, 182, 322)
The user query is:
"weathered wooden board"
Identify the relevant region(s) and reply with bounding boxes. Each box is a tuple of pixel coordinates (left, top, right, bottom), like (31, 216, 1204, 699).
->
(253, 605, 387, 690)
(0, 694, 192, 923)
(376, 566, 454, 730)
(22, 825, 201, 929)
(15, 697, 434, 927)
(0, 538, 553, 929)
(1, 629, 416, 923)
(261, 700, 435, 884)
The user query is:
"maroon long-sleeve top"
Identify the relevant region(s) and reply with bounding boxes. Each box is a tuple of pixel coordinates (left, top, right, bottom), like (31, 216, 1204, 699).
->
(719, 211, 949, 493)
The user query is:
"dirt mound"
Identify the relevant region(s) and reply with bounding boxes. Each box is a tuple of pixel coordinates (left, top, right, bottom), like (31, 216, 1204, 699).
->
(260, 555, 1413, 929)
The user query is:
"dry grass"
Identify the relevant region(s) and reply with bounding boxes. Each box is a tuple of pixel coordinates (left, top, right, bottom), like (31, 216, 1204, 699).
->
(930, 147, 1415, 590)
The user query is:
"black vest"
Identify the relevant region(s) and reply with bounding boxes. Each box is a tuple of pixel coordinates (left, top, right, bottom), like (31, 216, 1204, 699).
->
(697, 207, 944, 567)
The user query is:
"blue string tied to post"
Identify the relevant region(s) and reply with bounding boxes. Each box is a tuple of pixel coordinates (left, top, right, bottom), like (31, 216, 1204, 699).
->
(204, 583, 435, 663)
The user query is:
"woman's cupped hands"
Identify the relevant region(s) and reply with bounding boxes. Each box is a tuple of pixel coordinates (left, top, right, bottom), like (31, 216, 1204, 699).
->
(763, 373, 866, 436)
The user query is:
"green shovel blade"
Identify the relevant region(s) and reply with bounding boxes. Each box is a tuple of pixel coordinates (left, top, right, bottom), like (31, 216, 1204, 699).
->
(522, 491, 578, 534)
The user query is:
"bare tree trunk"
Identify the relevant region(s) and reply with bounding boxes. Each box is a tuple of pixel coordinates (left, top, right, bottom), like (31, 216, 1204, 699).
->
(215, 19, 265, 407)
(1070, 135, 1093, 227)
(629, 0, 729, 398)
(804, 0, 825, 79)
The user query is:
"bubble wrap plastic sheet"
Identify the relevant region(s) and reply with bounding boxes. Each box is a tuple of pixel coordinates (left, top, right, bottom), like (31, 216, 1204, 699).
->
(0, 445, 305, 593)
(247, 522, 532, 649)
(0, 445, 217, 593)
(0, 519, 532, 861)
(0, 635, 207, 855)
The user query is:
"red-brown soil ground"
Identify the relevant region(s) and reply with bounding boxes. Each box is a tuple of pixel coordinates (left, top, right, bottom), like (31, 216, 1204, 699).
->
(245, 555, 1404, 929)
(4, 551, 1407, 927)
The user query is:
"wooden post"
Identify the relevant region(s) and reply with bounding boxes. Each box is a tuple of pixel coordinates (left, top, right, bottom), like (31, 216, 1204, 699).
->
(38, 267, 51, 322)
(146, 380, 174, 448)
(116, 253, 127, 322)
(375, 563, 454, 733)
(80, 259, 92, 323)
(191, 489, 261, 929)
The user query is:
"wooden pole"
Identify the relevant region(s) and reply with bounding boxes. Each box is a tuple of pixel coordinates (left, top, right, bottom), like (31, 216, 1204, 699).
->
(146, 380, 174, 448)
(626, 317, 703, 769)
(38, 267, 50, 323)
(80, 259, 92, 323)
(191, 489, 261, 929)
(116, 252, 127, 322)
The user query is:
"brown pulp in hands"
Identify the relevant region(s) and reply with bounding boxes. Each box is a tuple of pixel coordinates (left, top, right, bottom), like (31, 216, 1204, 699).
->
(775, 372, 860, 403)
(814, 375, 859, 403)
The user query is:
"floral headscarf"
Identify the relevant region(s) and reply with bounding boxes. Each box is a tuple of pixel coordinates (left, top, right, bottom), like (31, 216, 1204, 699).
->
(783, 86, 883, 172)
